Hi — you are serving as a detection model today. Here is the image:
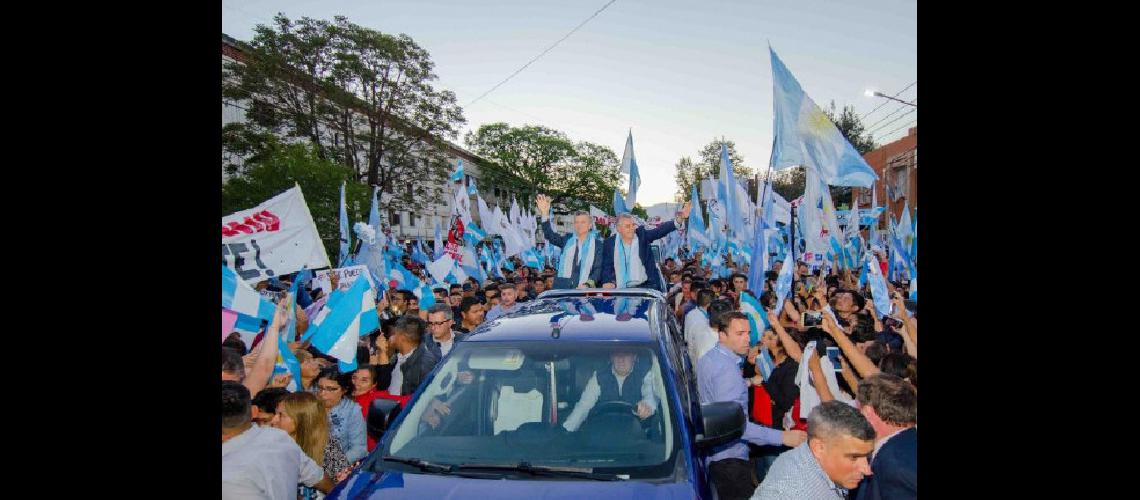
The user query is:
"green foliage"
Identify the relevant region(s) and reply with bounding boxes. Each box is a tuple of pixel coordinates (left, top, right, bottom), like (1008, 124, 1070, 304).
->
(673, 139, 753, 202)
(464, 122, 622, 212)
(823, 100, 877, 155)
(222, 137, 372, 259)
(630, 204, 649, 219)
(222, 13, 465, 215)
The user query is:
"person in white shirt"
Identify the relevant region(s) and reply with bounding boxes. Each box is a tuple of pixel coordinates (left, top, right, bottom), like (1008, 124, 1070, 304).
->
(684, 289, 718, 373)
(562, 350, 661, 432)
(222, 381, 334, 500)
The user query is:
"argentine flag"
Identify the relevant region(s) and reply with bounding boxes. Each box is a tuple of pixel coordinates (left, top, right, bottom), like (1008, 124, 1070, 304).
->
(304, 277, 378, 372)
(739, 292, 770, 346)
(620, 131, 641, 208)
(222, 265, 276, 322)
(450, 159, 465, 183)
(770, 48, 878, 187)
(772, 250, 795, 315)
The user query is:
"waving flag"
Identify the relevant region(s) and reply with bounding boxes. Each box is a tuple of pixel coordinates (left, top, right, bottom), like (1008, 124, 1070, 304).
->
(338, 182, 351, 267)
(717, 144, 741, 238)
(773, 250, 794, 315)
(620, 131, 641, 208)
(411, 240, 430, 266)
(756, 347, 776, 382)
(433, 222, 445, 259)
(304, 277, 377, 372)
(450, 159, 465, 183)
(426, 254, 456, 284)
(866, 255, 891, 318)
(769, 47, 878, 187)
(739, 291, 770, 346)
(222, 265, 277, 322)
(468, 176, 479, 196)
(389, 262, 421, 290)
(612, 188, 629, 215)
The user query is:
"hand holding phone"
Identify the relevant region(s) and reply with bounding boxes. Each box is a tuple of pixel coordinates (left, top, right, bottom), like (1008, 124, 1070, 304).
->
(825, 346, 843, 373)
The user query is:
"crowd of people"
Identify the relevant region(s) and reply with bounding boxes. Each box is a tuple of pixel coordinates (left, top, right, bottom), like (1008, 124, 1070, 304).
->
(222, 201, 917, 500)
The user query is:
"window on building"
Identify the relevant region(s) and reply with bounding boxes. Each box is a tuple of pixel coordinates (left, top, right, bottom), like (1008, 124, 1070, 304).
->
(390, 210, 400, 227)
(408, 213, 417, 228)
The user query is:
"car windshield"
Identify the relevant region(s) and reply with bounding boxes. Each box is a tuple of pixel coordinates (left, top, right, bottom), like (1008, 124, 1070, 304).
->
(379, 340, 679, 479)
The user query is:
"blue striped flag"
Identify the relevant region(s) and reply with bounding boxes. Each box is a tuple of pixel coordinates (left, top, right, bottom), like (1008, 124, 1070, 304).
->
(304, 277, 378, 371)
(222, 265, 276, 322)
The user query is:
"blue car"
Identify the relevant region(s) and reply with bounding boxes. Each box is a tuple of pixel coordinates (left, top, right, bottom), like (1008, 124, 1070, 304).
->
(329, 289, 745, 499)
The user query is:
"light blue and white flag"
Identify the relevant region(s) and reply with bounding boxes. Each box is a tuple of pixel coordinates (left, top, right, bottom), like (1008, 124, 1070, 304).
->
(389, 262, 421, 290)
(304, 277, 378, 372)
(338, 182, 351, 268)
(773, 250, 795, 315)
(769, 48, 878, 187)
(756, 346, 776, 382)
(468, 176, 479, 196)
(613, 188, 629, 216)
(620, 131, 641, 208)
(866, 255, 891, 319)
(450, 159, 465, 183)
(433, 222, 445, 259)
(222, 265, 277, 321)
(740, 291, 770, 346)
(717, 143, 742, 238)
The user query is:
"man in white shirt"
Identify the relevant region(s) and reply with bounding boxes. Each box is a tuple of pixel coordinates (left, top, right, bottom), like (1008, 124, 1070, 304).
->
(222, 381, 333, 500)
(684, 289, 719, 373)
(562, 350, 660, 432)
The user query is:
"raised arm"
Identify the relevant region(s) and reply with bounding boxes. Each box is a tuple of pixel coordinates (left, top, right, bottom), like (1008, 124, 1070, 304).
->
(245, 295, 291, 397)
(807, 350, 834, 403)
(822, 314, 880, 378)
(767, 310, 802, 363)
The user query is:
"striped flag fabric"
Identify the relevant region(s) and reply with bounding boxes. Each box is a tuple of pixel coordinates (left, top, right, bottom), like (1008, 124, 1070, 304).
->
(304, 277, 378, 372)
(222, 265, 276, 322)
(739, 291, 770, 346)
(756, 346, 776, 382)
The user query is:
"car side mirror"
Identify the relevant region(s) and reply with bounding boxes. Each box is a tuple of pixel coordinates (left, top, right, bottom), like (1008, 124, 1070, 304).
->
(694, 401, 745, 449)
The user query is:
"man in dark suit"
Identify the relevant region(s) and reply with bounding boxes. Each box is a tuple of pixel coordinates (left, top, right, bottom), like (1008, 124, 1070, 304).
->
(601, 202, 691, 292)
(853, 373, 917, 500)
(536, 194, 604, 289)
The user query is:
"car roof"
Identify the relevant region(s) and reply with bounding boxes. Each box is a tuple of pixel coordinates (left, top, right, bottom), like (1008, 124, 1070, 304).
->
(467, 294, 663, 343)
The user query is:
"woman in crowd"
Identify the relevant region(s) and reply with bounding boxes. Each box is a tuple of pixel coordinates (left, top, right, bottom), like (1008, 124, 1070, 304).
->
(271, 391, 352, 498)
(314, 367, 368, 463)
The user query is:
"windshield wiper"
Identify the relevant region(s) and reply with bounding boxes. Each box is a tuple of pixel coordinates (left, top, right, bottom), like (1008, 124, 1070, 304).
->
(455, 462, 627, 481)
(379, 456, 454, 473)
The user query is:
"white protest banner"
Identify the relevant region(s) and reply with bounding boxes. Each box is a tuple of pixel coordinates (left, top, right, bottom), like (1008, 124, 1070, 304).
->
(312, 265, 375, 294)
(222, 184, 331, 284)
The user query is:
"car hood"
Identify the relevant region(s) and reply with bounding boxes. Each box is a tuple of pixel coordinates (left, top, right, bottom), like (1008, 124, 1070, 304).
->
(328, 469, 696, 499)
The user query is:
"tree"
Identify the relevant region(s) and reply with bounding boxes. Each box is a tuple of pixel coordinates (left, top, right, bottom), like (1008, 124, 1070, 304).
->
(771, 166, 806, 202)
(222, 137, 373, 259)
(464, 122, 622, 211)
(630, 204, 649, 220)
(673, 139, 754, 202)
(222, 14, 465, 217)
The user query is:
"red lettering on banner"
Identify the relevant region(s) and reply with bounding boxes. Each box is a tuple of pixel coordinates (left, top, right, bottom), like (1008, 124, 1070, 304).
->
(222, 210, 281, 238)
(255, 210, 280, 231)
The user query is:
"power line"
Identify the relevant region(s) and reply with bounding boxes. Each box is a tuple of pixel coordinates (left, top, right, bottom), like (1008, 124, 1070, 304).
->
(466, 0, 619, 106)
(860, 81, 916, 120)
(878, 119, 917, 140)
(869, 107, 917, 136)
(864, 98, 917, 131)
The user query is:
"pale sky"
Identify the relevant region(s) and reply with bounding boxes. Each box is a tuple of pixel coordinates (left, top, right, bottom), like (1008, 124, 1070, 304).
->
(222, 0, 916, 206)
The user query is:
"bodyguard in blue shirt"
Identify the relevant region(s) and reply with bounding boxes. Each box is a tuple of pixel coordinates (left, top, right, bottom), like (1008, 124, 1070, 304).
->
(698, 311, 807, 500)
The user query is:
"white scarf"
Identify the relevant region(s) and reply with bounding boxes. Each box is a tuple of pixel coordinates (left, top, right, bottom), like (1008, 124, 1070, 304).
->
(558, 230, 598, 286)
(613, 234, 640, 288)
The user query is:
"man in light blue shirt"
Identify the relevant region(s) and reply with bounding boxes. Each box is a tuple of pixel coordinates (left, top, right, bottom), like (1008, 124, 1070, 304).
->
(484, 282, 521, 321)
(753, 401, 875, 499)
(698, 311, 807, 500)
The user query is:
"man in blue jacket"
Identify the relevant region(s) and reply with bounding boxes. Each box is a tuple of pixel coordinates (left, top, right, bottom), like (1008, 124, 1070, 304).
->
(536, 194, 604, 289)
(852, 373, 917, 500)
(601, 201, 691, 292)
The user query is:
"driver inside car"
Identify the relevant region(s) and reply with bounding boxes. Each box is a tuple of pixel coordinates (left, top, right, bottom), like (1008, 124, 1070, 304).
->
(562, 350, 660, 432)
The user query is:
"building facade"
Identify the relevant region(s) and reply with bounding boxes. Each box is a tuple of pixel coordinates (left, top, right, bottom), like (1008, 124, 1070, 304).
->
(853, 127, 917, 226)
